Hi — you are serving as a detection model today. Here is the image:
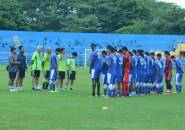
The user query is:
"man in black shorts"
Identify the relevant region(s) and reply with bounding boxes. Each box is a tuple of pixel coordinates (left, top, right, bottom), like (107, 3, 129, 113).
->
(16, 46, 27, 91)
(42, 48, 52, 89)
(66, 52, 78, 90)
(8, 47, 20, 92)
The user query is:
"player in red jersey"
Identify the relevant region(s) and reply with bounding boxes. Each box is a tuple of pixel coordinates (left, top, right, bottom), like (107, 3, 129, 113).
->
(122, 47, 131, 96)
(164, 51, 173, 95)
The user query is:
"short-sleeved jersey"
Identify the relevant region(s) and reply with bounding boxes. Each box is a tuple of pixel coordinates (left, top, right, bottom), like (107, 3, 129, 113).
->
(8, 54, 18, 72)
(58, 54, 66, 71)
(17, 53, 27, 70)
(131, 55, 137, 74)
(67, 58, 75, 71)
(155, 59, 164, 75)
(149, 57, 156, 74)
(123, 52, 131, 73)
(144, 55, 150, 75)
(32, 52, 42, 70)
(174, 58, 183, 74)
(165, 56, 173, 73)
(100, 56, 108, 74)
(50, 54, 58, 70)
(137, 56, 146, 71)
(116, 53, 123, 76)
(43, 53, 51, 71)
(90, 51, 101, 71)
(106, 54, 116, 74)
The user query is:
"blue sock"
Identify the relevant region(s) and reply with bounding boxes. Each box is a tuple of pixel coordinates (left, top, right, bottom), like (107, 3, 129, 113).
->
(179, 85, 182, 93)
(104, 88, 107, 96)
(108, 89, 111, 97)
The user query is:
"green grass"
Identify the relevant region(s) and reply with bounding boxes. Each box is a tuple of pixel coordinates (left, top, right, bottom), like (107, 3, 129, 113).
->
(0, 65, 185, 130)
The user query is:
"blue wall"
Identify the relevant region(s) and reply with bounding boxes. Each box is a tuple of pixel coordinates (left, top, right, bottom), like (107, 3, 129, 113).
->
(0, 30, 185, 65)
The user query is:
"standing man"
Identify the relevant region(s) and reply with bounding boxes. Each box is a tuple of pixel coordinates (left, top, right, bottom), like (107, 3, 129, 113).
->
(155, 53, 164, 94)
(130, 50, 137, 96)
(90, 44, 101, 96)
(66, 52, 78, 90)
(31, 45, 42, 90)
(100, 50, 108, 96)
(57, 48, 66, 90)
(42, 48, 52, 90)
(49, 48, 59, 92)
(115, 49, 123, 97)
(122, 46, 131, 97)
(106, 45, 116, 97)
(8, 47, 20, 92)
(172, 53, 184, 94)
(16, 46, 27, 91)
(164, 51, 173, 95)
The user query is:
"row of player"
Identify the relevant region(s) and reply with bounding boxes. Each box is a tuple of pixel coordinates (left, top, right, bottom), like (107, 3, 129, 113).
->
(7, 45, 77, 92)
(90, 44, 184, 97)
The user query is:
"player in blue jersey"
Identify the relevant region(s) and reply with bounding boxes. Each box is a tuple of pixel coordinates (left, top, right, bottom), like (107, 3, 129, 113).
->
(49, 48, 59, 92)
(172, 53, 184, 94)
(90, 44, 101, 96)
(105, 45, 117, 97)
(144, 52, 150, 94)
(149, 52, 157, 94)
(136, 49, 146, 96)
(100, 50, 108, 96)
(129, 50, 137, 96)
(115, 49, 123, 97)
(155, 53, 164, 94)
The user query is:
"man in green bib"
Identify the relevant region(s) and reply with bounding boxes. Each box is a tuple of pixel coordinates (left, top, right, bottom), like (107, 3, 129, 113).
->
(57, 48, 66, 90)
(42, 48, 51, 89)
(31, 45, 42, 90)
(66, 52, 78, 90)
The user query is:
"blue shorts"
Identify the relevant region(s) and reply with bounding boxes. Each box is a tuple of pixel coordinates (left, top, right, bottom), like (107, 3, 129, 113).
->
(144, 73, 150, 83)
(149, 72, 156, 83)
(156, 74, 163, 83)
(50, 69, 58, 81)
(116, 74, 123, 83)
(107, 73, 116, 84)
(136, 71, 144, 83)
(102, 73, 107, 84)
(176, 73, 183, 83)
(91, 69, 100, 80)
(131, 72, 137, 82)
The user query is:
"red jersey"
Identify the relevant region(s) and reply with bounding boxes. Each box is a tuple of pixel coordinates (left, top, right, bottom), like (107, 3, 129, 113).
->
(165, 56, 172, 73)
(123, 52, 131, 73)
(165, 55, 173, 80)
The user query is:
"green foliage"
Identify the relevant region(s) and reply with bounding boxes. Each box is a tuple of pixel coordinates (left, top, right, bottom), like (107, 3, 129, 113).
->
(0, 0, 185, 34)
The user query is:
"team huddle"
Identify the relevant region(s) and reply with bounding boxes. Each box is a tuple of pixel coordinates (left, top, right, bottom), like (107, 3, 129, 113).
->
(7, 45, 77, 92)
(90, 44, 184, 97)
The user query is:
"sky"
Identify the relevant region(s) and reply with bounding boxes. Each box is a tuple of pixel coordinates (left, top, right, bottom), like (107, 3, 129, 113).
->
(158, 0, 185, 8)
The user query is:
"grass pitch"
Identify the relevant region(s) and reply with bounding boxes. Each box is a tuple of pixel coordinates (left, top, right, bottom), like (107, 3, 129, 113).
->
(0, 65, 185, 130)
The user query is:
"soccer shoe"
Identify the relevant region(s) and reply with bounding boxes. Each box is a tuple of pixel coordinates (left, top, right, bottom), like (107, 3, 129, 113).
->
(18, 87, 24, 91)
(9, 88, 17, 92)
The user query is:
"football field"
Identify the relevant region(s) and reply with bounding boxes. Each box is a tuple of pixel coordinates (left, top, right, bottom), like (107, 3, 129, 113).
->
(0, 65, 185, 130)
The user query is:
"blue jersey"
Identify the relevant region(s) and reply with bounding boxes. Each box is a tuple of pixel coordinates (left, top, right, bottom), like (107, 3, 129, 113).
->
(144, 55, 150, 75)
(174, 59, 183, 74)
(155, 59, 164, 75)
(116, 53, 123, 77)
(106, 54, 116, 75)
(100, 57, 108, 74)
(131, 55, 137, 74)
(137, 56, 146, 71)
(90, 51, 101, 71)
(50, 54, 58, 70)
(149, 57, 156, 74)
